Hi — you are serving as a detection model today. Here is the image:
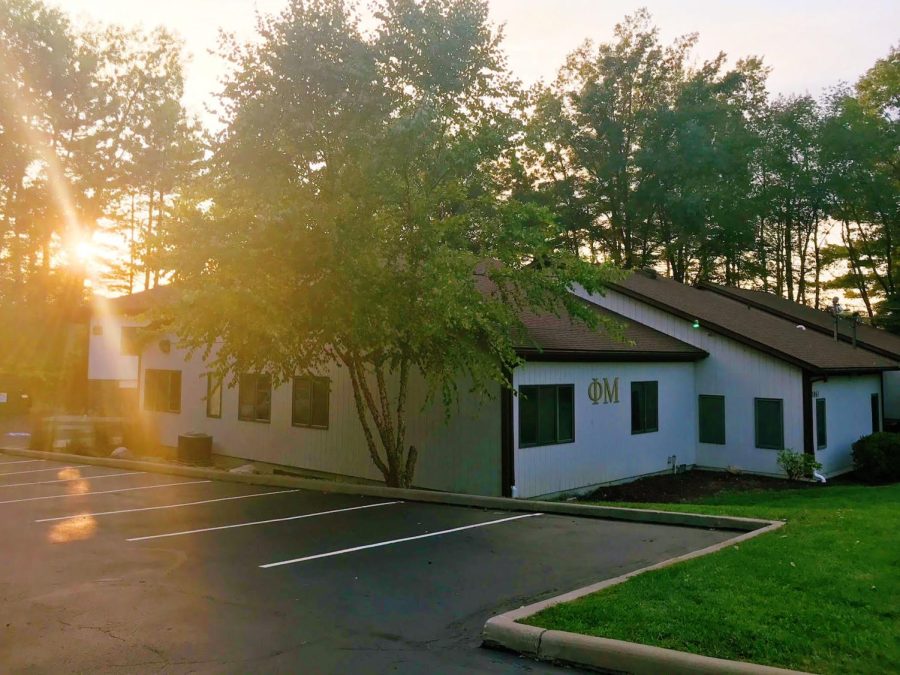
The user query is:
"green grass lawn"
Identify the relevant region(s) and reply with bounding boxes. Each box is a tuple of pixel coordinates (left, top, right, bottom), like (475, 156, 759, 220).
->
(523, 483, 900, 674)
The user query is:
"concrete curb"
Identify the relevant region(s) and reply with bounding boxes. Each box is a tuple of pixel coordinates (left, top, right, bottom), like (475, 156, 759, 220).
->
(482, 520, 807, 674)
(0, 446, 773, 532)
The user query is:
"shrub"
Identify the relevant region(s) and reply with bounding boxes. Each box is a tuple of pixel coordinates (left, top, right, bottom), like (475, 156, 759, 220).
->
(852, 432, 900, 484)
(777, 449, 822, 481)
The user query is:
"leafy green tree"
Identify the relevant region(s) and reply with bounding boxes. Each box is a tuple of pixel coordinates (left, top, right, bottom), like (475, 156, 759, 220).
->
(164, 0, 616, 487)
(821, 88, 898, 321)
(754, 96, 830, 305)
(525, 10, 764, 283)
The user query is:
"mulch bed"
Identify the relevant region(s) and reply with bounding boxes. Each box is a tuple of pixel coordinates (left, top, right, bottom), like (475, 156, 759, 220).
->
(584, 470, 853, 504)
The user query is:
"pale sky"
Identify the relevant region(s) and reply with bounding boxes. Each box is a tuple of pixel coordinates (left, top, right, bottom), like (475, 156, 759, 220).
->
(57, 0, 899, 127)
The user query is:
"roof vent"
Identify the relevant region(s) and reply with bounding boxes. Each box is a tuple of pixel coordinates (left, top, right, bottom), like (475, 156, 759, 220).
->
(796, 325, 806, 330)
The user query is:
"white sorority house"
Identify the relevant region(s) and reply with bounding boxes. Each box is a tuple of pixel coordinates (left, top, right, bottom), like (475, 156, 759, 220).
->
(88, 271, 900, 499)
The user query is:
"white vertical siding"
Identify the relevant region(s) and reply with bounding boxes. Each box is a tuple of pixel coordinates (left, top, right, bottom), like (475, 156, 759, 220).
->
(513, 361, 697, 498)
(87, 315, 143, 386)
(576, 286, 805, 476)
(812, 374, 880, 475)
(138, 339, 501, 496)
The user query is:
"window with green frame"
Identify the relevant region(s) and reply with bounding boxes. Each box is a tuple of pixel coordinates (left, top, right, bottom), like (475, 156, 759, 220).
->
(144, 369, 181, 413)
(292, 376, 330, 428)
(238, 373, 272, 423)
(754, 398, 784, 449)
(698, 395, 725, 444)
(518, 384, 574, 447)
(816, 398, 827, 449)
(631, 381, 658, 434)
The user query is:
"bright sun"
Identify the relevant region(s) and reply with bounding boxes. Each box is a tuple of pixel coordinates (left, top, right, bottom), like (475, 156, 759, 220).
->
(73, 239, 96, 264)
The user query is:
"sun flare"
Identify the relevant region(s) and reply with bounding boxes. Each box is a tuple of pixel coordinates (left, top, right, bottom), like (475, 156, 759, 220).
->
(74, 239, 97, 264)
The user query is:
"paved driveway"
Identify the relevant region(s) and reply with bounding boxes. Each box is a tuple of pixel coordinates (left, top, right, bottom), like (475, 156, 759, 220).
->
(0, 452, 734, 673)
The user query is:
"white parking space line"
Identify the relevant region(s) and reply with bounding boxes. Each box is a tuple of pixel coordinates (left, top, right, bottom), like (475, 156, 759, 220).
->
(0, 465, 89, 477)
(36, 489, 302, 522)
(0, 480, 211, 505)
(0, 459, 47, 466)
(0, 471, 142, 489)
(127, 500, 402, 542)
(260, 512, 543, 569)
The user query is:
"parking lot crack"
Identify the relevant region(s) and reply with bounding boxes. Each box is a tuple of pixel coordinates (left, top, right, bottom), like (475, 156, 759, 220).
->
(58, 618, 127, 642)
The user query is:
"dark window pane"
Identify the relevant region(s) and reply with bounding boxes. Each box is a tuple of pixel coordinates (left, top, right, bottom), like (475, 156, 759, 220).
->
(536, 386, 557, 445)
(238, 374, 256, 420)
(206, 374, 222, 418)
(292, 377, 312, 426)
(169, 371, 181, 412)
(871, 393, 880, 433)
(645, 382, 658, 431)
(255, 374, 271, 422)
(755, 398, 784, 449)
(699, 395, 726, 444)
(311, 379, 329, 428)
(631, 384, 642, 433)
(816, 398, 827, 449)
(557, 385, 574, 442)
(519, 386, 538, 446)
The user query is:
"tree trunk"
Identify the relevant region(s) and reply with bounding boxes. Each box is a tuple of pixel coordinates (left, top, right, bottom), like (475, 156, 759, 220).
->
(341, 351, 418, 488)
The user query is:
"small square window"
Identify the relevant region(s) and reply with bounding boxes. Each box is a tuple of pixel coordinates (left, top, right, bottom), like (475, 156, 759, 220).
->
(518, 384, 575, 448)
(144, 369, 181, 413)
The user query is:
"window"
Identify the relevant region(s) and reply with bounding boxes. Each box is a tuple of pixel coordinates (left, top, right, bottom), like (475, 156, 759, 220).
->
(754, 398, 784, 449)
(816, 398, 827, 449)
(292, 376, 330, 428)
(871, 393, 881, 433)
(120, 326, 140, 356)
(699, 395, 726, 444)
(519, 384, 574, 447)
(238, 373, 271, 422)
(206, 373, 222, 419)
(144, 369, 181, 413)
(631, 381, 658, 434)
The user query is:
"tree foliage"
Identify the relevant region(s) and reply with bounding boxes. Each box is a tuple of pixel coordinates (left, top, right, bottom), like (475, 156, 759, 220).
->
(164, 0, 616, 486)
(0, 0, 200, 403)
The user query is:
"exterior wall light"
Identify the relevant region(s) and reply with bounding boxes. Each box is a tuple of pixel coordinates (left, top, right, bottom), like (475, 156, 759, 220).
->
(692, 319, 701, 329)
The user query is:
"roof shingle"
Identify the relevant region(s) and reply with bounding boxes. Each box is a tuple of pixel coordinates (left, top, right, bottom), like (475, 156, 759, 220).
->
(699, 281, 900, 360)
(609, 271, 899, 373)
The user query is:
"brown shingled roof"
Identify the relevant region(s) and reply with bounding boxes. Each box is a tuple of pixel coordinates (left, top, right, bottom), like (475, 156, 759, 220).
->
(610, 271, 899, 374)
(698, 281, 900, 360)
(516, 299, 707, 362)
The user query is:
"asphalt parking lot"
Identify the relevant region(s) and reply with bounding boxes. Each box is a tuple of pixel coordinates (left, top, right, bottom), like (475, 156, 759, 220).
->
(0, 452, 736, 674)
